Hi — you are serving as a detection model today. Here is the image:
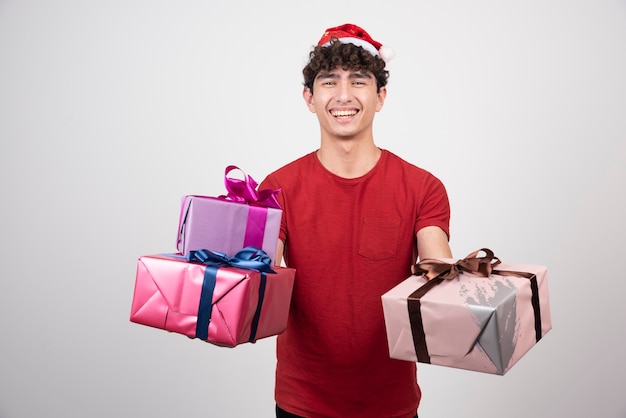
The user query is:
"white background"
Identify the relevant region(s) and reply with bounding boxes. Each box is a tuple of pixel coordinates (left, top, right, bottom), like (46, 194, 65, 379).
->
(1, 1, 625, 417)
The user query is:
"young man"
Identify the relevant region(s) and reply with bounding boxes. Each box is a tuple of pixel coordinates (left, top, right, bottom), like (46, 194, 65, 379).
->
(260, 23, 452, 418)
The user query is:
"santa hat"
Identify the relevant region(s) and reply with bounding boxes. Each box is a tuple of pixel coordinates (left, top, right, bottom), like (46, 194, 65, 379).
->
(317, 23, 395, 63)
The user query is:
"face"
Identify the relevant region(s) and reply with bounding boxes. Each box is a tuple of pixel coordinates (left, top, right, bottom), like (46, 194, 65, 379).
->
(303, 67, 386, 141)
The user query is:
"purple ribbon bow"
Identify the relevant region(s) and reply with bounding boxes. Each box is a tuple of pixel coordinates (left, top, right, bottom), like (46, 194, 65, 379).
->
(222, 165, 281, 209)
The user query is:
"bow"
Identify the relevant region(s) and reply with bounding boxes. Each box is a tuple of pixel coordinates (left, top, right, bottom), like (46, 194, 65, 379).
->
(187, 246, 276, 274)
(413, 248, 501, 281)
(222, 165, 281, 209)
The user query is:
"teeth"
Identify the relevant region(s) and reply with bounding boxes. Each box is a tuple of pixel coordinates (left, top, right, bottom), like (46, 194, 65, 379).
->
(332, 110, 357, 117)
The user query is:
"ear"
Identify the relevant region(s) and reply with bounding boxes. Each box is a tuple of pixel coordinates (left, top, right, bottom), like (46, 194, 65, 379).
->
(303, 87, 316, 113)
(376, 86, 387, 112)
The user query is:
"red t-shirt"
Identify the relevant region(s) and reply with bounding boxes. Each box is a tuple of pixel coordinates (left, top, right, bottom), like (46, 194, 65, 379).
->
(260, 150, 450, 418)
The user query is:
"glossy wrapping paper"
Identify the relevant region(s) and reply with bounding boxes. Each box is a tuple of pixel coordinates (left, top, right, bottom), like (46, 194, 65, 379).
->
(130, 253, 295, 347)
(381, 249, 551, 375)
(176, 165, 282, 265)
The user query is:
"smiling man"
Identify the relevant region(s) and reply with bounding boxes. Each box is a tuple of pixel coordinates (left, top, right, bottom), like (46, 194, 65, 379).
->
(260, 24, 452, 418)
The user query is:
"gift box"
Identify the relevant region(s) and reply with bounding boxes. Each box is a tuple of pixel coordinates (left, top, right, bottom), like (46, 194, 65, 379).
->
(381, 248, 551, 375)
(176, 165, 282, 264)
(130, 247, 295, 347)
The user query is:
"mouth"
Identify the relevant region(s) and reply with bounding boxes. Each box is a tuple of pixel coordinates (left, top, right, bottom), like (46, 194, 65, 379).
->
(330, 109, 359, 119)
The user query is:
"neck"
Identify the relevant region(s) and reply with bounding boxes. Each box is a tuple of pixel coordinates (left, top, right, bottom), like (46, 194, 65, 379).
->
(316, 141, 382, 179)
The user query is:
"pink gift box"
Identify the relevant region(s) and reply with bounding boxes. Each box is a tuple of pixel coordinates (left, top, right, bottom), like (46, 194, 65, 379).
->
(176, 166, 282, 264)
(381, 249, 551, 375)
(130, 252, 295, 347)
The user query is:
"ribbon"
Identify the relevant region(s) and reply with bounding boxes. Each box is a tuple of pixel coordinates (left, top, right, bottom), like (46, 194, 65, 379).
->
(187, 246, 276, 274)
(220, 165, 282, 252)
(222, 165, 281, 209)
(408, 248, 543, 364)
(177, 166, 281, 252)
(412, 248, 502, 280)
(187, 246, 276, 341)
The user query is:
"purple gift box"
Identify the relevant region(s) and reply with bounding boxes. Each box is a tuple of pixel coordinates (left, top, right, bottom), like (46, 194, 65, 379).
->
(176, 166, 282, 264)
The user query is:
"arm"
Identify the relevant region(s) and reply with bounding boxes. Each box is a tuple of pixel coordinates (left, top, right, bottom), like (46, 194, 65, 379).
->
(274, 239, 285, 267)
(416, 225, 452, 260)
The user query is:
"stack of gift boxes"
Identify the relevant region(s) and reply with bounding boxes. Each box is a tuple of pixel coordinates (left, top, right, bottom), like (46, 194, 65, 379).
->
(129, 166, 295, 348)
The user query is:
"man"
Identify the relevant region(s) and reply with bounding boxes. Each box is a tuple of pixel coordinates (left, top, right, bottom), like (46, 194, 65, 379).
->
(260, 23, 452, 418)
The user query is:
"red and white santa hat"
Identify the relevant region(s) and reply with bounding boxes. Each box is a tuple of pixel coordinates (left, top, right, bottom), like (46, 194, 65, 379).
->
(317, 23, 395, 63)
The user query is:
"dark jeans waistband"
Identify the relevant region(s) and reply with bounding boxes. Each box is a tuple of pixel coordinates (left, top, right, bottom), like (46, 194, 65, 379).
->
(276, 404, 418, 418)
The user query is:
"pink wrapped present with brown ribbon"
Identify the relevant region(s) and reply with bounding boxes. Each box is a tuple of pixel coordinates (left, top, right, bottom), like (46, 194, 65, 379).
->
(381, 248, 551, 375)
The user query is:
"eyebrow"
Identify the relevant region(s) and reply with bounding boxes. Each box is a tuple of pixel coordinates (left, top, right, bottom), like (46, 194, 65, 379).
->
(316, 71, 373, 81)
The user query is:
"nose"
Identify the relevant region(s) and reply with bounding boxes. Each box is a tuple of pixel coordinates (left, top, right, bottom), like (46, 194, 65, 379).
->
(336, 79, 352, 102)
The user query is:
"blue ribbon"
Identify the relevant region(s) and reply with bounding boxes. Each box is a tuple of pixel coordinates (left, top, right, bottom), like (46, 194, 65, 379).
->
(187, 246, 276, 274)
(196, 267, 216, 341)
(186, 247, 275, 341)
(248, 271, 267, 343)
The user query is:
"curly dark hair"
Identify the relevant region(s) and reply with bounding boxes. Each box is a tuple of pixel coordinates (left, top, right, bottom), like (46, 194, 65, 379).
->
(302, 39, 389, 93)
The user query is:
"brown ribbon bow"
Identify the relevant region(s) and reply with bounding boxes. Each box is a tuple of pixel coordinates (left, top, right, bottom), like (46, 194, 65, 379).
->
(412, 248, 502, 281)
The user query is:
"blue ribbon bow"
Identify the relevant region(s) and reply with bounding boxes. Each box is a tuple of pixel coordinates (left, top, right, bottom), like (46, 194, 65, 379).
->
(187, 246, 276, 274)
